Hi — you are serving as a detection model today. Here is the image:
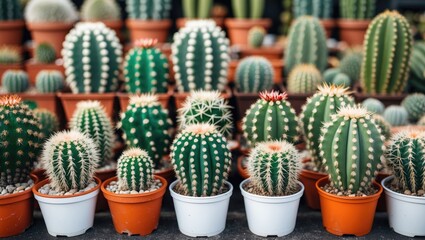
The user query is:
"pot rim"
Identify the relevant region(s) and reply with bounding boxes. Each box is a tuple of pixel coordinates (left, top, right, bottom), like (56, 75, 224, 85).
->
(0, 178, 35, 202)
(382, 176, 425, 202)
(224, 18, 272, 27)
(57, 92, 116, 99)
(240, 178, 304, 203)
(169, 180, 233, 203)
(26, 22, 75, 30)
(101, 175, 167, 199)
(32, 176, 101, 199)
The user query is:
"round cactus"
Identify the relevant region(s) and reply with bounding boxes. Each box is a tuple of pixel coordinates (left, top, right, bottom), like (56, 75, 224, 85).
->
(35, 43, 56, 64)
(34, 108, 59, 140)
(235, 56, 274, 93)
(35, 70, 64, 93)
(247, 26, 265, 48)
(1, 70, 29, 93)
(0, 47, 22, 64)
(126, 0, 171, 20)
(372, 114, 391, 141)
(0, 0, 22, 20)
(287, 64, 322, 94)
(401, 93, 425, 122)
(383, 105, 409, 127)
(81, 0, 121, 21)
(332, 73, 351, 87)
(24, 0, 78, 23)
(323, 68, 340, 84)
(339, 52, 362, 83)
(362, 98, 385, 115)
(117, 148, 154, 191)
(409, 41, 425, 93)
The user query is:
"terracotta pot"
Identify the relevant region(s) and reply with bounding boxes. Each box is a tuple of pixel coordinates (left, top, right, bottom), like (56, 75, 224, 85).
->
(176, 18, 225, 29)
(25, 60, 65, 86)
(126, 19, 171, 44)
(298, 159, 327, 210)
(234, 92, 259, 122)
(228, 59, 283, 84)
(316, 177, 382, 236)
(239, 45, 283, 60)
(286, 93, 313, 114)
(237, 154, 250, 179)
(375, 172, 390, 212)
(95, 168, 116, 212)
(155, 166, 175, 185)
(0, 64, 23, 80)
(101, 176, 167, 236)
(19, 93, 58, 114)
(0, 20, 25, 46)
(225, 18, 272, 46)
(320, 19, 336, 39)
(337, 19, 370, 46)
(117, 92, 171, 112)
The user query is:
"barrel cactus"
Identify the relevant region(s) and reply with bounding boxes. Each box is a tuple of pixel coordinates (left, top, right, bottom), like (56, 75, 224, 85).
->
(247, 26, 265, 48)
(287, 64, 323, 94)
(340, 52, 362, 83)
(231, 0, 265, 19)
(372, 114, 391, 141)
(0, 47, 21, 64)
(332, 73, 351, 87)
(35, 70, 64, 93)
(409, 41, 425, 93)
(34, 109, 59, 140)
(401, 93, 425, 122)
(117, 148, 154, 191)
(126, 0, 171, 20)
(293, 0, 333, 19)
(1, 70, 29, 93)
(0, 0, 22, 20)
(35, 43, 56, 64)
(339, 0, 375, 19)
(24, 0, 78, 23)
(182, 0, 212, 19)
(81, 0, 121, 21)
(323, 68, 340, 84)
(362, 98, 385, 115)
(235, 56, 273, 93)
(383, 105, 409, 127)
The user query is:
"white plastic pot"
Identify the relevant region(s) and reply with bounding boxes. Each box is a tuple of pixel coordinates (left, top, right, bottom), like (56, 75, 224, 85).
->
(382, 176, 425, 237)
(240, 178, 304, 237)
(169, 180, 233, 237)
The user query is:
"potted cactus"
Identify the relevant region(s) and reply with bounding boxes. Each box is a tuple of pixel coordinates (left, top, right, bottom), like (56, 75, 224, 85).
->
(1, 70, 29, 94)
(178, 0, 218, 28)
(293, 0, 334, 38)
(0, 0, 24, 47)
(0, 46, 23, 79)
(169, 123, 233, 237)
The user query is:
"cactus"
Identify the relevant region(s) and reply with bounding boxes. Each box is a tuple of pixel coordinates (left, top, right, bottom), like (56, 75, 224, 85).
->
(361, 11, 413, 94)
(34, 43, 56, 64)
(293, 0, 333, 19)
(231, 0, 265, 19)
(409, 42, 425, 93)
(178, 90, 233, 137)
(81, 0, 121, 21)
(171, 123, 231, 197)
(69, 101, 114, 167)
(340, 52, 362, 83)
(62, 22, 122, 93)
(0, 47, 22, 64)
(1, 70, 29, 93)
(340, 0, 375, 19)
(24, 0, 78, 23)
(287, 64, 323, 94)
(285, 16, 328, 74)
(383, 105, 409, 127)
(385, 130, 425, 193)
(402, 93, 425, 122)
(41, 130, 99, 191)
(332, 73, 351, 87)
(235, 56, 273, 93)
(124, 39, 169, 94)
(320, 106, 385, 193)
(126, 0, 171, 20)
(118, 94, 172, 167)
(242, 91, 299, 147)
(299, 84, 355, 172)
(372, 114, 391, 141)
(247, 26, 265, 48)
(171, 20, 230, 92)
(323, 68, 340, 84)
(117, 148, 154, 191)
(182, 0, 212, 19)
(0, 0, 22, 21)
(362, 98, 384, 115)
(34, 108, 59, 140)
(35, 70, 64, 93)
(248, 141, 301, 196)
(0, 95, 42, 187)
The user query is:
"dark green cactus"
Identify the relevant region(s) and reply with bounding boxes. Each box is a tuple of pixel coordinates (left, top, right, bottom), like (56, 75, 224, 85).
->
(340, 52, 362, 83)
(247, 26, 265, 48)
(1, 70, 29, 93)
(0, 47, 21, 64)
(81, 0, 121, 21)
(34, 108, 59, 140)
(287, 64, 323, 94)
(231, 0, 265, 19)
(117, 148, 154, 191)
(126, 0, 171, 20)
(293, 0, 333, 19)
(35, 70, 64, 93)
(402, 93, 425, 122)
(340, 0, 375, 19)
(182, 0, 212, 19)
(235, 56, 273, 93)
(0, 0, 22, 20)
(362, 98, 384, 115)
(409, 42, 425, 93)
(383, 105, 409, 127)
(35, 43, 56, 64)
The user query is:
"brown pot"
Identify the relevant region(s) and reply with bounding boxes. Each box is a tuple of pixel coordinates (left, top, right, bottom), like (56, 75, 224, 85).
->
(239, 45, 283, 60)
(95, 168, 116, 212)
(25, 60, 65, 86)
(176, 17, 225, 29)
(0, 64, 23, 80)
(228, 59, 284, 84)
(225, 18, 272, 46)
(320, 19, 336, 39)
(117, 92, 171, 112)
(0, 20, 25, 46)
(299, 160, 327, 210)
(19, 93, 58, 114)
(126, 19, 172, 44)
(237, 154, 250, 179)
(337, 19, 370, 46)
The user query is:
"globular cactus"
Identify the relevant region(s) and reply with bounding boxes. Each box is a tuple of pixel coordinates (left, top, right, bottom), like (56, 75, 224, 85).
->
(248, 141, 301, 196)
(126, 0, 171, 20)
(118, 94, 172, 167)
(0, 95, 42, 187)
(299, 84, 355, 172)
(171, 123, 231, 197)
(231, 0, 265, 19)
(171, 20, 230, 92)
(383, 105, 409, 127)
(285, 16, 328, 74)
(340, 52, 362, 83)
(42, 130, 99, 191)
(0, 0, 22, 20)
(124, 39, 169, 94)
(385, 130, 425, 194)
(35, 70, 64, 93)
(0, 47, 21, 64)
(362, 98, 384, 115)
(81, 0, 121, 21)
(69, 101, 114, 167)
(235, 56, 273, 93)
(35, 43, 56, 64)
(408, 42, 425, 93)
(24, 0, 78, 23)
(319, 106, 385, 193)
(401, 93, 425, 122)
(242, 91, 299, 147)
(323, 68, 340, 84)
(340, 0, 375, 19)
(293, 0, 333, 19)
(178, 90, 233, 137)
(117, 148, 154, 191)
(62, 22, 123, 93)
(332, 73, 351, 87)
(1, 70, 29, 93)
(247, 26, 265, 48)
(182, 0, 212, 19)
(287, 64, 323, 94)
(34, 108, 59, 140)
(372, 114, 391, 141)
(361, 11, 412, 94)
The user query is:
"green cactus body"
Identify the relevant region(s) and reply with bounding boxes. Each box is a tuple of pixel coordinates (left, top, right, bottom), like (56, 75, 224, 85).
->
(35, 70, 64, 93)
(171, 123, 231, 197)
(372, 114, 391, 141)
(287, 64, 323, 94)
(124, 39, 169, 94)
(247, 26, 265, 48)
(0, 47, 21, 64)
(0, 0, 22, 21)
(171, 20, 230, 92)
(332, 73, 351, 87)
(235, 56, 273, 93)
(383, 105, 409, 127)
(285, 16, 328, 74)
(62, 22, 122, 93)
(24, 0, 78, 23)
(323, 68, 340, 84)
(340, 0, 375, 19)
(126, 0, 171, 20)
(182, 0, 212, 19)
(35, 43, 56, 64)
(409, 42, 425, 93)
(402, 93, 425, 122)
(361, 11, 413, 94)
(1, 70, 29, 93)
(293, 0, 333, 19)
(299, 85, 355, 171)
(231, 0, 265, 19)
(362, 98, 384, 115)
(81, 0, 121, 21)
(117, 148, 154, 191)
(242, 91, 299, 147)
(34, 108, 59, 140)
(340, 52, 362, 83)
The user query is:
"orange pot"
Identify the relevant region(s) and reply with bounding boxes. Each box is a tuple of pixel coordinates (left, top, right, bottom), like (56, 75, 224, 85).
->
(316, 177, 382, 236)
(117, 92, 171, 112)
(320, 19, 336, 39)
(337, 19, 370, 46)
(95, 168, 116, 212)
(239, 45, 283, 60)
(19, 93, 58, 115)
(298, 163, 327, 210)
(237, 154, 250, 179)
(126, 19, 171, 44)
(0, 20, 25, 46)
(0, 64, 23, 80)
(225, 18, 272, 46)
(176, 18, 225, 29)
(101, 176, 167, 236)
(25, 60, 65, 86)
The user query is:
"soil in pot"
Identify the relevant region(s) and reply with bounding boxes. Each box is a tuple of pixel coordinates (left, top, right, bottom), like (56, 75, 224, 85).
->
(298, 158, 327, 210)
(126, 19, 172, 44)
(0, 20, 25, 46)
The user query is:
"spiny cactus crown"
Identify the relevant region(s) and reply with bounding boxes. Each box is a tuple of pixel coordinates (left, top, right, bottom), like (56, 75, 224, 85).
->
(235, 56, 274, 93)
(182, 0, 212, 18)
(34, 108, 59, 141)
(0, 47, 22, 64)
(35, 70, 64, 93)
(24, 0, 78, 23)
(81, 0, 121, 21)
(126, 0, 171, 20)
(401, 93, 425, 122)
(35, 42, 56, 64)
(1, 70, 29, 93)
(287, 64, 323, 94)
(340, 0, 375, 19)
(383, 105, 409, 127)
(0, 0, 22, 20)
(231, 0, 265, 19)
(362, 98, 385, 115)
(117, 148, 154, 192)
(293, 0, 333, 19)
(247, 26, 265, 48)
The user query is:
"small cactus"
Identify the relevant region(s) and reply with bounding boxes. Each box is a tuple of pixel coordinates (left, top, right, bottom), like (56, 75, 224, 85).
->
(126, 0, 171, 20)
(81, 0, 121, 21)
(24, 0, 78, 23)
(117, 148, 154, 191)
(182, 0, 212, 19)
(293, 0, 333, 19)
(339, 52, 362, 83)
(383, 105, 409, 127)
(0, 0, 23, 20)
(409, 42, 425, 93)
(362, 98, 385, 115)
(0, 47, 22, 64)
(34, 108, 59, 141)
(372, 114, 391, 141)
(401, 93, 425, 122)
(35, 70, 64, 93)
(247, 26, 265, 48)
(287, 64, 323, 94)
(231, 0, 265, 19)
(1, 70, 29, 93)
(340, 0, 375, 19)
(323, 68, 340, 84)
(34, 43, 56, 64)
(332, 73, 351, 87)
(235, 56, 274, 93)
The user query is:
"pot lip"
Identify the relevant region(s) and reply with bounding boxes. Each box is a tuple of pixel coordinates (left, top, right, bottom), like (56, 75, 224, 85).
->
(381, 176, 425, 201)
(316, 177, 383, 201)
(225, 18, 272, 25)
(26, 21, 75, 30)
(101, 175, 167, 199)
(57, 92, 116, 98)
(125, 18, 172, 28)
(25, 59, 63, 66)
(32, 176, 101, 199)
(337, 19, 371, 25)
(240, 178, 304, 202)
(169, 180, 233, 202)
(116, 92, 171, 98)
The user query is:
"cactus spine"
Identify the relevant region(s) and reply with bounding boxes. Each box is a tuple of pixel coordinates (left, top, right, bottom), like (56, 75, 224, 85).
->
(126, 0, 171, 20)
(35, 70, 64, 93)
(401, 93, 425, 122)
(235, 56, 273, 93)
(81, 0, 121, 21)
(35, 43, 56, 64)
(293, 0, 333, 19)
(182, 0, 212, 19)
(117, 148, 154, 191)
(409, 42, 425, 93)
(362, 98, 384, 115)
(1, 70, 29, 93)
(247, 26, 265, 48)
(231, 0, 265, 19)
(383, 106, 409, 127)
(340, 0, 375, 19)
(0, 0, 22, 20)
(34, 109, 59, 141)
(287, 64, 323, 94)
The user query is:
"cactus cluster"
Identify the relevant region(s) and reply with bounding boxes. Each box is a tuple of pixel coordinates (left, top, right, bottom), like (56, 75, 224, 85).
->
(362, 98, 384, 115)
(117, 148, 154, 191)
(401, 93, 425, 122)
(0, 0, 22, 20)
(182, 0, 212, 19)
(409, 42, 425, 93)
(339, 0, 375, 19)
(383, 106, 409, 127)
(126, 0, 171, 20)
(34, 109, 59, 140)
(247, 26, 265, 48)
(339, 52, 362, 83)
(0, 47, 21, 64)
(231, 0, 265, 19)
(81, 0, 121, 21)
(293, 0, 333, 19)
(24, 0, 78, 23)
(287, 64, 323, 94)
(1, 70, 29, 93)
(235, 56, 273, 93)
(35, 70, 64, 93)
(35, 43, 56, 64)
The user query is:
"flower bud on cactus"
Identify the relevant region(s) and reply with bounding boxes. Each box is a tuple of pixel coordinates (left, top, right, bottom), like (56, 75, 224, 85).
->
(402, 93, 425, 122)
(126, 0, 171, 20)
(34, 109, 59, 141)
(383, 105, 409, 127)
(117, 148, 154, 191)
(35, 43, 56, 64)
(247, 26, 265, 48)
(362, 98, 384, 115)
(35, 70, 64, 93)
(1, 70, 29, 93)
(287, 64, 323, 94)
(235, 56, 273, 93)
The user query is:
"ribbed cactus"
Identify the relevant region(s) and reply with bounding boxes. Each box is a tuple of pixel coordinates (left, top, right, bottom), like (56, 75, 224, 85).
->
(62, 22, 122, 93)
(242, 91, 299, 147)
(372, 114, 391, 141)
(361, 11, 412, 94)
(247, 26, 265, 48)
(171, 20, 230, 92)
(293, 0, 333, 19)
(35, 43, 56, 64)
(409, 42, 425, 93)
(340, 52, 362, 83)
(386, 130, 425, 193)
(182, 0, 212, 18)
(24, 0, 78, 23)
(340, 0, 375, 19)
(0, 47, 21, 64)
(42, 130, 99, 191)
(383, 105, 409, 127)
(231, 0, 265, 19)
(287, 64, 323, 94)
(0, 95, 42, 187)
(1, 70, 29, 93)
(362, 98, 384, 115)
(171, 123, 231, 197)
(332, 73, 351, 87)
(248, 141, 301, 196)
(285, 16, 328, 74)
(35, 70, 64, 93)
(118, 94, 172, 167)
(0, 0, 22, 20)
(81, 0, 121, 21)
(124, 39, 169, 94)
(126, 0, 171, 20)
(235, 56, 273, 93)
(178, 90, 233, 137)
(299, 84, 355, 172)
(323, 68, 340, 84)
(319, 106, 385, 193)
(34, 108, 59, 140)
(402, 93, 425, 122)
(117, 148, 154, 191)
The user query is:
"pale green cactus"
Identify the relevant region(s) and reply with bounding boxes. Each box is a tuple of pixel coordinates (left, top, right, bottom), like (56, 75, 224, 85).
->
(117, 148, 154, 191)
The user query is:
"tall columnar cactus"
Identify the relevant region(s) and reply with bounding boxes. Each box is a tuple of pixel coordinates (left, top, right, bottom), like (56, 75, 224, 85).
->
(299, 84, 355, 172)
(81, 0, 121, 21)
(293, 0, 333, 19)
(62, 22, 123, 93)
(248, 141, 301, 196)
(42, 130, 99, 191)
(117, 148, 154, 191)
(383, 106, 409, 127)
(287, 64, 323, 94)
(0, 95, 42, 187)
(340, 0, 375, 19)
(1, 70, 29, 93)
(386, 130, 425, 193)
(285, 16, 328, 74)
(242, 91, 299, 147)
(182, 0, 212, 19)
(372, 114, 391, 141)
(0, 47, 21, 64)
(362, 98, 384, 115)
(126, 0, 171, 20)
(361, 11, 413, 94)
(35, 43, 56, 64)
(340, 52, 362, 83)
(35, 70, 64, 93)
(409, 42, 425, 93)
(34, 109, 59, 140)
(402, 93, 425, 122)
(247, 26, 265, 48)
(231, 0, 265, 19)
(0, 0, 22, 20)
(69, 101, 114, 167)
(118, 94, 172, 167)
(171, 123, 231, 197)
(124, 39, 169, 94)
(24, 0, 78, 23)
(319, 106, 385, 193)
(171, 20, 230, 92)
(235, 56, 273, 93)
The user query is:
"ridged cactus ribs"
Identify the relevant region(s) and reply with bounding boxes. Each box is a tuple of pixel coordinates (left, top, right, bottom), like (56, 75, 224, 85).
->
(126, 0, 171, 20)
(235, 56, 273, 93)
(117, 148, 154, 191)
(287, 64, 323, 94)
